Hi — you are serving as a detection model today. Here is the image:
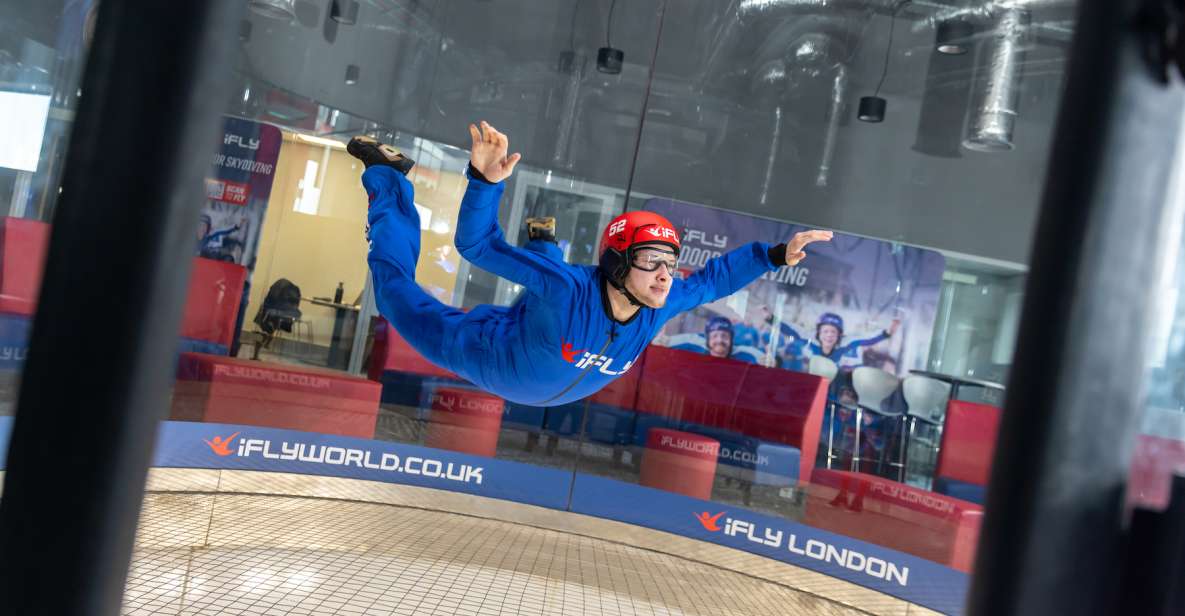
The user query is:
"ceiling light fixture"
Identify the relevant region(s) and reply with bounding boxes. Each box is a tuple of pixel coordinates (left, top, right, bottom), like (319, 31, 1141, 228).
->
(597, 0, 623, 74)
(936, 18, 974, 55)
(331, 0, 359, 25)
(858, 0, 909, 123)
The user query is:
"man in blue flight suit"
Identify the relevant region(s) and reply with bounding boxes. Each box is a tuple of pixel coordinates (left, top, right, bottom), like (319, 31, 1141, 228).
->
(352, 121, 832, 406)
(667, 316, 765, 364)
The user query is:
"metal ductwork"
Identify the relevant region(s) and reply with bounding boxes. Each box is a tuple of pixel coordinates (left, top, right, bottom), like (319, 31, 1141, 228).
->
(912, 37, 975, 157)
(817, 64, 847, 186)
(752, 59, 790, 204)
(734, 0, 1074, 24)
(706, 0, 1075, 162)
(709, 0, 1074, 80)
(964, 7, 1029, 151)
(749, 24, 853, 194)
(553, 54, 589, 169)
(247, 0, 297, 21)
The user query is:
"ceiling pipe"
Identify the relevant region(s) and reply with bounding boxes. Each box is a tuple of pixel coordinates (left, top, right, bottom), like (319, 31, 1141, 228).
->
(749, 27, 852, 195)
(816, 64, 848, 187)
(704, 0, 1075, 89)
(552, 54, 588, 169)
(964, 6, 1029, 151)
(736, 0, 1073, 25)
(752, 59, 789, 204)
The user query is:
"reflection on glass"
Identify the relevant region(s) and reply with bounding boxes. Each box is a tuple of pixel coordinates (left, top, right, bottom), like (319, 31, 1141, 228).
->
(1131, 185, 1185, 515)
(0, 0, 101, 416)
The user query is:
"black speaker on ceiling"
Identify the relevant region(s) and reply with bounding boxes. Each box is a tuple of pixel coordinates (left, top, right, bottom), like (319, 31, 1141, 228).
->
(597, 47, 623, 74)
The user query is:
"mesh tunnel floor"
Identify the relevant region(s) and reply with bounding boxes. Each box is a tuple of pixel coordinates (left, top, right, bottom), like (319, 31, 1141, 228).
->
(123, 492, 868, 616)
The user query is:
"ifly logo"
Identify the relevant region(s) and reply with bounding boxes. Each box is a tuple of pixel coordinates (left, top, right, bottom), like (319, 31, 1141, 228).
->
(643, 226, 678, 241)
(694, 511, 725, 532)
(204, 432, 240, 457)
(684, 229, 728, 249)
(571, 352, 633, 376)
(433, 392, 457, 411)
(430, 391, 501, 416)
(561, 342, 584, 363)
(201, 433, 484, 484)
(698, 511, 910, 586)
(224, 134, 260, 150)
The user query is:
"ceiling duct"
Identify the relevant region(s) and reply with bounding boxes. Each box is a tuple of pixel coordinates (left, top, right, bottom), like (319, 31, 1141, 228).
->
(816, 64, 848, 186)
(248, 0, 297, 21)
(735, 0, 1074, 25)
(705, 0, 1076, 87)
(749, 24, 853, 194)
(704, 0, 1074, 162)
(751, 60, 790, 204)
(911, 40, 975, 157)
(552, 54, 589, 169)
(964, 6, 1029, 151)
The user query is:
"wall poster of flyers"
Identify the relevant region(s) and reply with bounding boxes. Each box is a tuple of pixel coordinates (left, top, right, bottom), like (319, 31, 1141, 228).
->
(197, 117, 283, 351)
(199, 116, 282, 267)
(646, 198, 946, 380)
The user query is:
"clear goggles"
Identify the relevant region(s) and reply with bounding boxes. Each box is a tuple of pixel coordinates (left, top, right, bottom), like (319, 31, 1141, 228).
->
(631, 247, 679, 272)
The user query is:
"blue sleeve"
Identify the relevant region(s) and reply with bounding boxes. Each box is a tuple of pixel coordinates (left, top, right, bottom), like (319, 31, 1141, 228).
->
(453, 177, 579, 302)
(839, 331, 891, 358)
(663, 242, 778, 315)
(777, 322, 809, 345)
(783, 338, 807, 356)
(732, 323, 759, 348)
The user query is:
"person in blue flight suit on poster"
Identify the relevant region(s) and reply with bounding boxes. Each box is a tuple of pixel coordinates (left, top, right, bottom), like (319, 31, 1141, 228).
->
(767, 311, 900, 370)
(351, 121, 833, 406)
(731, 319, 763, 350)
(667, 316, 765, 364)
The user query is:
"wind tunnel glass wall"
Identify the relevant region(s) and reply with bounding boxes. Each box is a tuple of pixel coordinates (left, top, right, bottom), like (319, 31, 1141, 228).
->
(0, 1, 98, 420)
(21, 1, 1078, 615)
(592, 7, 1066, 608)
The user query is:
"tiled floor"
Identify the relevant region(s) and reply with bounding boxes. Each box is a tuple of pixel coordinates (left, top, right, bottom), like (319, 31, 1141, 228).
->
(123, 493, 871, 616)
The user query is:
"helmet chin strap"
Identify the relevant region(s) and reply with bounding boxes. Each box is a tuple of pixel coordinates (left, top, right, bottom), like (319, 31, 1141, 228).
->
(608, 275, 645, 307)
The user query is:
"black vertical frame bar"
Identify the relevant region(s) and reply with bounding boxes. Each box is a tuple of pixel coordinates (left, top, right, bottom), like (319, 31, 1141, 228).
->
(969, 0, 1185, 614)
(0, 1, 242, 615)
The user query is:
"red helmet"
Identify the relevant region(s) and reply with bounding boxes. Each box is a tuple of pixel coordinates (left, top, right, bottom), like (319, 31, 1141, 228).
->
(598, 211, 681, 284)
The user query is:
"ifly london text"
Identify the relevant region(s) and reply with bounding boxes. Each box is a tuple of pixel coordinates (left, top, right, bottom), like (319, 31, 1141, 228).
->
(233, 438, 483, 485)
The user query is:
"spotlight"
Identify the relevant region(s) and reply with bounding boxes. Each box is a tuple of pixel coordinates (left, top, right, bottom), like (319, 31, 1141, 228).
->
(345, 64, 360, 85)
(331, 0, 359, 25)
(936, 19, 974, 55)
(596, 47, 623, 75)
(857, 96, 886, 123)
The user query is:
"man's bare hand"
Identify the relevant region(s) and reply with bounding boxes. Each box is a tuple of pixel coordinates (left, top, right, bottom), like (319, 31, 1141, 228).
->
(468, 121, 522, 184)
(785, 230, 833, 266)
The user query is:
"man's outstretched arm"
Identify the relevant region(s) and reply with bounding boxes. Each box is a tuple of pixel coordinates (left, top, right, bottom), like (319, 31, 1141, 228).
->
(453, 121, 578, 301)
(666, 230, 833, 314)
(837, 318, 901, 357)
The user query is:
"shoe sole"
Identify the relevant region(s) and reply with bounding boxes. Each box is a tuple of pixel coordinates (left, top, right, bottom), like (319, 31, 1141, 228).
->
(348, 136, 415, 175)
(526, 217, 557, 242)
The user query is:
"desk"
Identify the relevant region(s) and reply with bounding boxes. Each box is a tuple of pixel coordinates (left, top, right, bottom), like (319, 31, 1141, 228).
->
(306, 297, 360, 369)
(909, 370, 1004, 402)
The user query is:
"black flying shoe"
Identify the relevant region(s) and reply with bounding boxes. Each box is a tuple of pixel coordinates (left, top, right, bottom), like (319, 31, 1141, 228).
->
(347, 136, 415, 176)
(526, 217, 557, 244)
